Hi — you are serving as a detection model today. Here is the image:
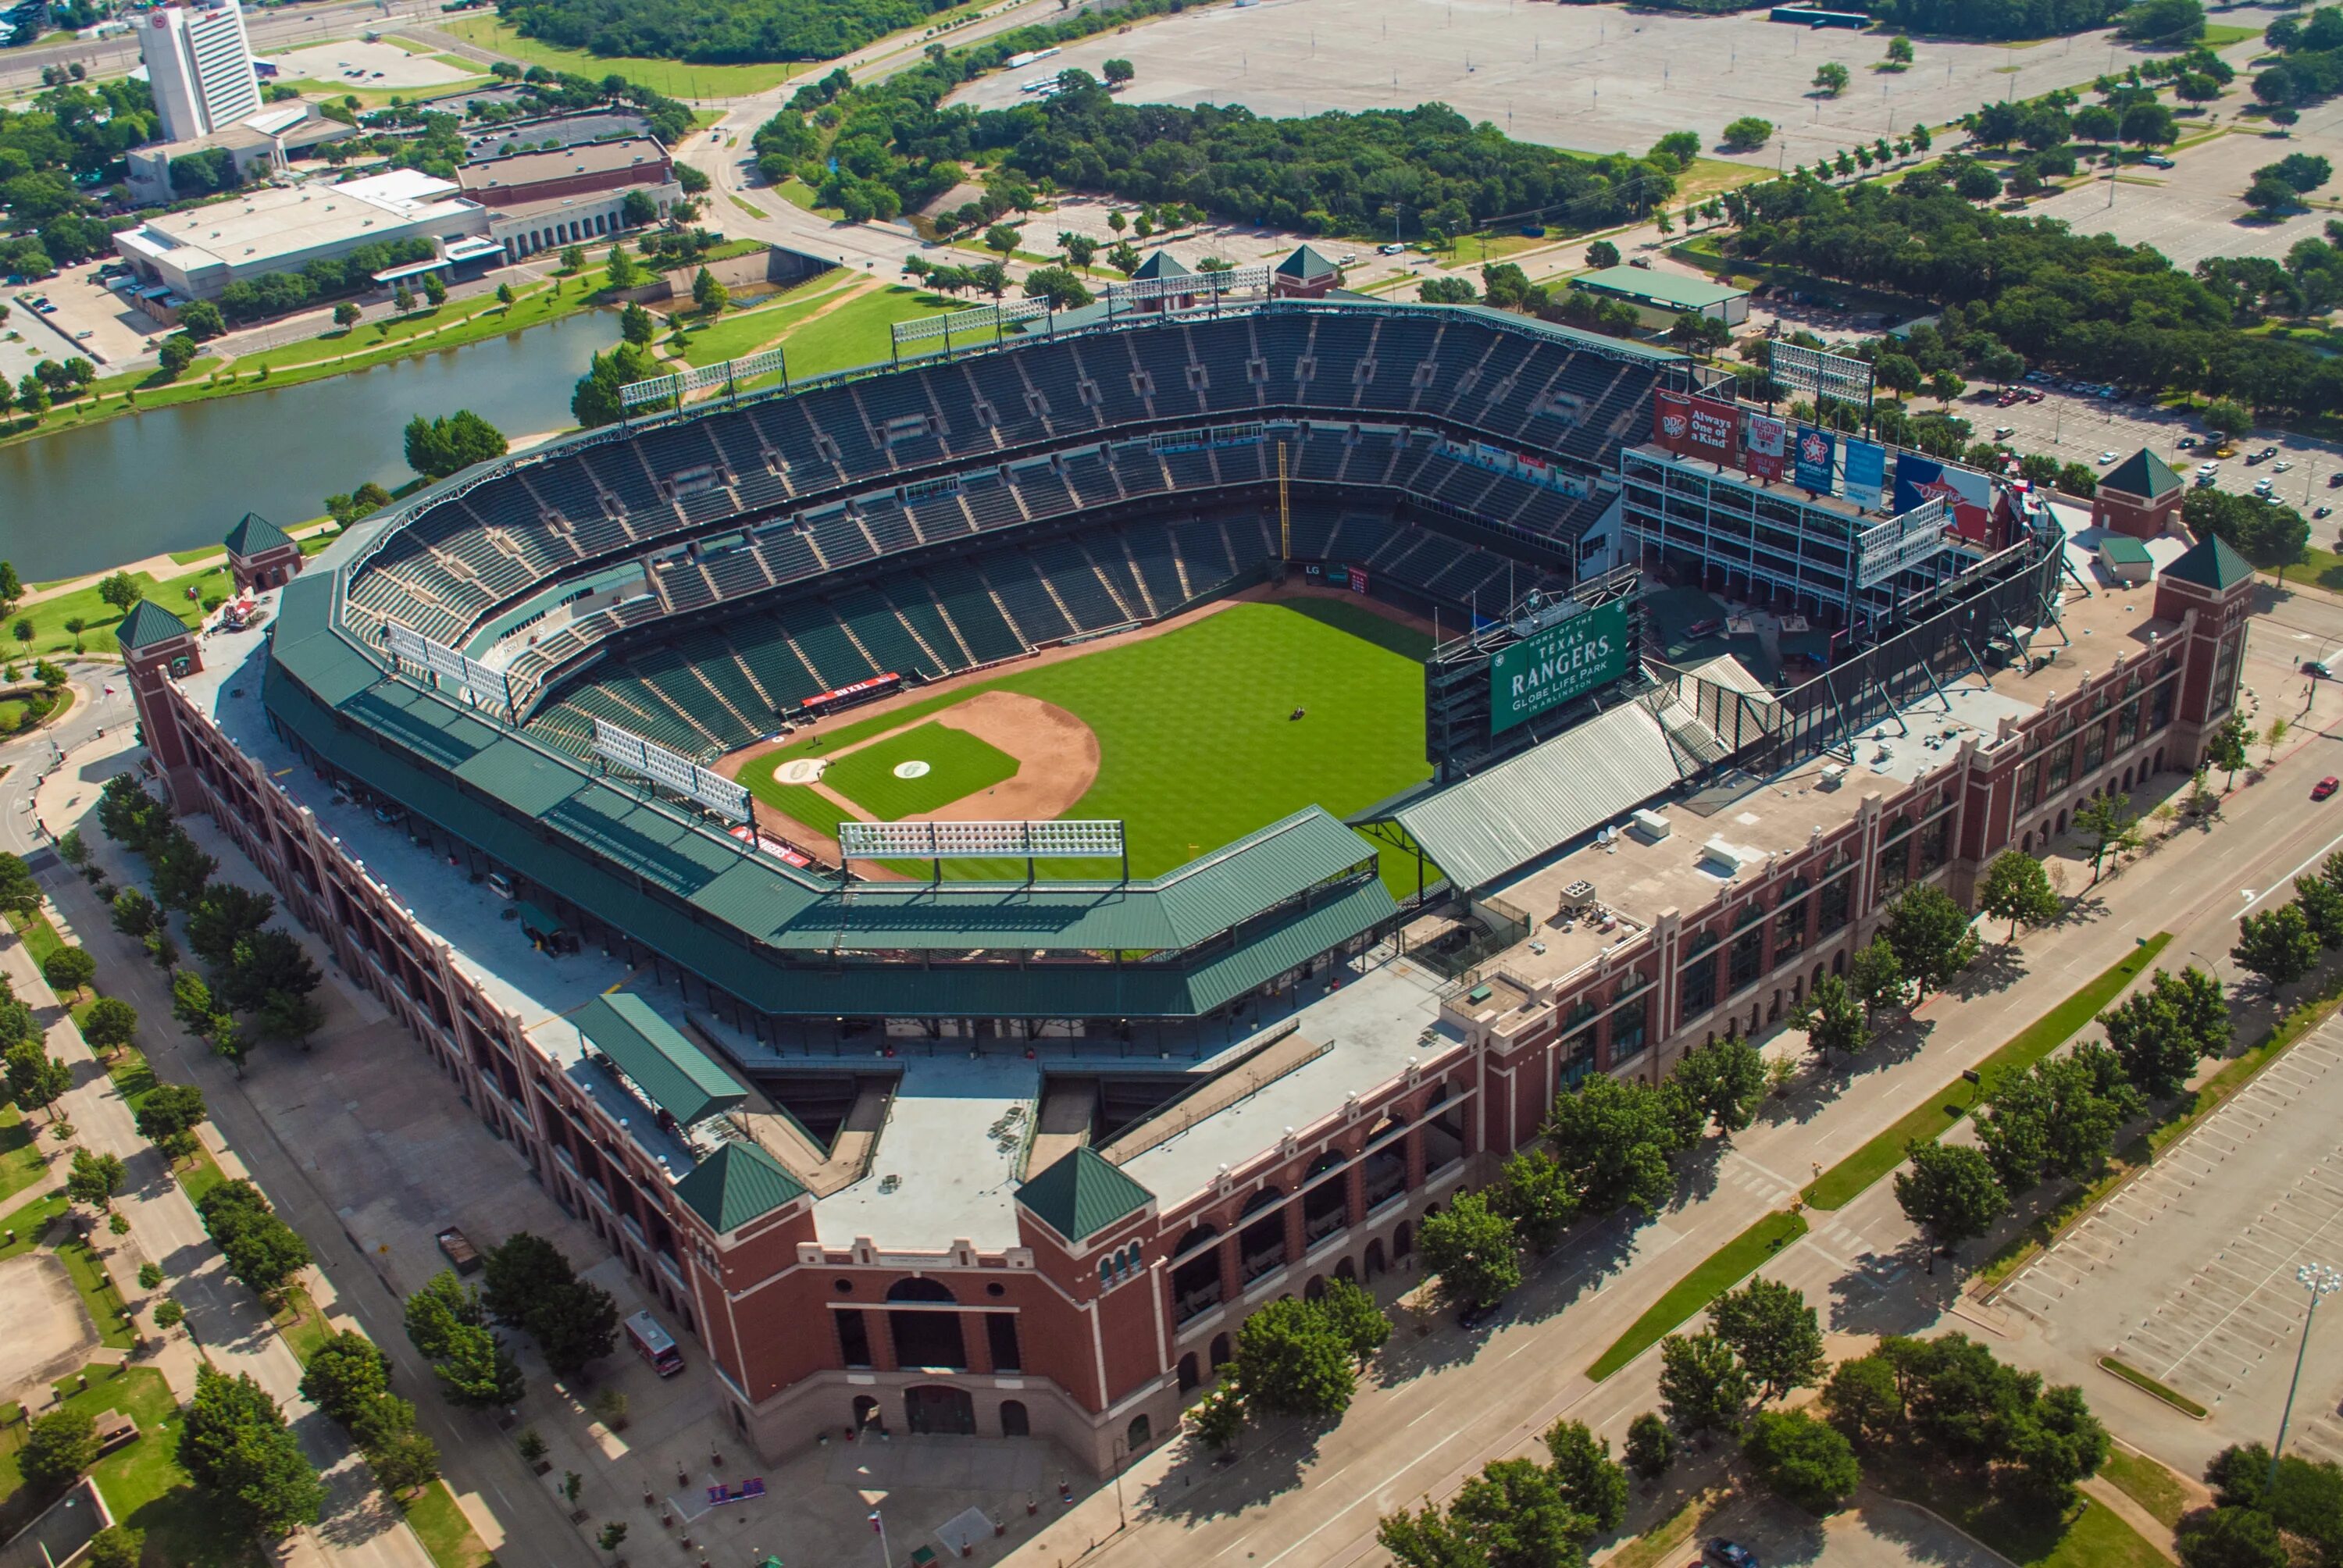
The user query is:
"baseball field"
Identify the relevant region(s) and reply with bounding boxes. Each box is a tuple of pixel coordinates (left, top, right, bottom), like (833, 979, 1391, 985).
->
(733, 597, 1435, 893)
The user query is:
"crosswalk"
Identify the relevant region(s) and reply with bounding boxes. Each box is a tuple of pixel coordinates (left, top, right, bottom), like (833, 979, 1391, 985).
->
(1999, 1028, 2343, 1420)
(1717, 1157, 1910, 1285)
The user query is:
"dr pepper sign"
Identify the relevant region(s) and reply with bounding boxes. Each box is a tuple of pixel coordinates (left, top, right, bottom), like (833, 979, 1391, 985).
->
(1652, 391, 1742, 466)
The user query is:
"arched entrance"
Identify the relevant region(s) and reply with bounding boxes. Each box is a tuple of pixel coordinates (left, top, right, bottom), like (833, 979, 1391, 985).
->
(1364, 1239, 1386, 1278)
(1335, 1256, 1357, 1283)
(1305, 1274, 1326, 1301)
(1393, 1221, 1413, 1261)
(1000, 1399, 1030, 1438)
(1177, 1353, 1200, 1392)
(1209, 1332, 1231, 1370)
(904, 1384, 976, 1436)
(1126, 1413, 1153, 1453)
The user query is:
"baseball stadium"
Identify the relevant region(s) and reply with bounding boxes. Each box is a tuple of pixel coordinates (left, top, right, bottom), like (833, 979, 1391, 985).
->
(126, 268, 2248, 1470)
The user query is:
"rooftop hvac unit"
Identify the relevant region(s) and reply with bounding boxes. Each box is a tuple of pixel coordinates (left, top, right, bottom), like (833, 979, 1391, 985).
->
(1628, 808, 1671, 842)
(1701, 838, 1747, 875)
(1817, 763, 1847, 790)
(1560, 879, 1598, 907)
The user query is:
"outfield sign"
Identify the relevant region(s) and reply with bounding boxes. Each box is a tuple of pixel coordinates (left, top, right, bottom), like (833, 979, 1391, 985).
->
(1853, 496, 1949, 590)
(838, 819, 1125, 861)
(1489, 600, 1631, 736)
(1769, 342, 1874, 408)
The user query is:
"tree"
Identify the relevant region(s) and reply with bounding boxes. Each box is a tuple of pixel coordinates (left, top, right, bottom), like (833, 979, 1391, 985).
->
(1722, 117, 1775, 151)
(1821, 1353, 1904, 1443)
(1376, 1499, 1485, 1568)
(1793, 972, 1870, 1066)
(1883, 884, 1981, 996)
(0, 853, 38, 925)
(559, 244, 587, 273)
(1743, 1409, 1859, 1513)
(1543, 1419, 1629, 1531)
(1233, 1296, 1357, 1420)
(41, 946, 94, 998)
(983, 223, 1022, 257)
(84, 1526, 144, 1568)
(169, 969, 216, 1037)
(20, 1409, 99, 1491)
(393, 284, 415, 319)
(604, 245, 641, 290)
(404, 1270, 524, 1408)
(255, 991, 328, 1049)
(299, 1331, 391, 1425)
(1189, 1381, 1246, 1451)
(1447, 1456, 1592, 1568)
(403, 411, 508, 481)
(1813, 62, 1850, 97)
(1659, 1332, 1749, 1439)
(80, 996, 137, 1057)
(1420, 276, 1478, 305)
(690, 266, 728, 315)
(2119, 0, 2204, 43)
(159, 334, 201, 380)
(2177, 1507, 2289, 1568)
(0, 561, 19, 612)
(1886, 34, 1915, 65)
(1893, 1142, 2008, 1270)
(2247, 175, 2304, 216)
(1489, 1149, 1578, 1249)
(1102, 57, 1135, 85)
(619, 187, 658, 229)
(136, 1081, 209, 1165)
(217, 927, 322, 1014)
(1545, 1075, 1685, 1219)
(5, 1041, 71, 1121)
(495, 282, 516, 309)
(367, 1423, 442, 1495)
(1624, 1413, 1678, 1483)
(1668, 1035, 1767, 1134)
(196, 1180, 312, 1295)
(1585, 240, 1621, 269)
(619, 302, 655, 344)
(420, 273, 448, 308)
(2073, 792, 2142, 883)
(2206, 712, 2252, 790)
(1977, 850, 2060, 941)
(185, 884, 273, 967)
(177, 300, 225, 341)
(68, 1147, 127, 1210)
(180, 1365, 324, 1540)
(1313, 1277, 1393, 1367)
(1848, 936, 1907, 1018)
(2234, 903, 2320, 989)
(152, 831, 216, 913)
(1420, 1189, 1523, 1310)
(110, 887, 158, 942)
(1022, 265, 1093, 310)
(1709, 1277, 1824, 1401)
(2102, 969, 2225, 1099)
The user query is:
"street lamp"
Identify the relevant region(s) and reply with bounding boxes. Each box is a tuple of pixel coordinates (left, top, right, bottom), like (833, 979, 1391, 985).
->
(2272, 1262, 2343, 1489)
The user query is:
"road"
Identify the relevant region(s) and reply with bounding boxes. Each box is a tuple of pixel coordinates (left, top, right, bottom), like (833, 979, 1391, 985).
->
(0, 0, 443, 96)
(1000, 590, 2343, 1568)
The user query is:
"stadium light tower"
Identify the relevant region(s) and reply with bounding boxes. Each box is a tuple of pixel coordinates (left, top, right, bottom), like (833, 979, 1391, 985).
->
(2273, 1262, 2343, 1488)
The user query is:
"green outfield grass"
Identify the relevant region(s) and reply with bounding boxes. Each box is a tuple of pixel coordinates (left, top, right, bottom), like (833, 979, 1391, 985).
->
(741, 597, 1434, 891)
(823, 722, 1022, 818)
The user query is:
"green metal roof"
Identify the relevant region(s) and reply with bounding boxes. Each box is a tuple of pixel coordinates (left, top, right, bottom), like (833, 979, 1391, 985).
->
(223, 512, 296, 558)
(672, 1139, 805, 1233)
(2100, 449, 2182, 502)
(1275, 244, 1339, 280)
(1131, 250, 1192, 280)
(2096, 536, 2154, 567)
(574, 992, 747, 1128)
(115, 599, 192, 653)
(1016, 1146, 1153, 1245)
(2165, 533, 2255, 591)
(1571, 265, 1746, 312)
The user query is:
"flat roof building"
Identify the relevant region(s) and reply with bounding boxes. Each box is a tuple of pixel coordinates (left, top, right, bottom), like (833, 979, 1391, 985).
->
(457, 136, 674, 208)
(123, 103, 358, 207)
(112, 169, 490, 301)
(1571, 265, 1750, 328)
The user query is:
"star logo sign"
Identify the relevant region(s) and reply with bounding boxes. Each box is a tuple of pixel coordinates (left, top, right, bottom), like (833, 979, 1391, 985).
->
(1799, 433, 1828, 463)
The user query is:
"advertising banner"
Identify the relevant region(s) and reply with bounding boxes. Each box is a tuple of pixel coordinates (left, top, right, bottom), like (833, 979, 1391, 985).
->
(1893, 454, 1996, 538)
(1653, 392, 1742, 465)
(1842, 439, 1887, 509)
(1744, 415, 1788, 481)
(1793, 426, 1835, 494)
(1489, 600, 1631, 736)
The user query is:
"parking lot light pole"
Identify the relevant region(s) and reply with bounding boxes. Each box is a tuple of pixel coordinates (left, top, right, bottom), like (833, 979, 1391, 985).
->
(2272, 1263, 2343, 1489)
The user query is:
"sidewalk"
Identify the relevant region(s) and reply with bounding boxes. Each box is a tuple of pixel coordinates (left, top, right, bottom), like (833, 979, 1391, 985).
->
(5, 829, 433, 1568)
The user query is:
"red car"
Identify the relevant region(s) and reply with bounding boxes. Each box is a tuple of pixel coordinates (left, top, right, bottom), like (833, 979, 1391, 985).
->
(2315, 776, 2339, 801)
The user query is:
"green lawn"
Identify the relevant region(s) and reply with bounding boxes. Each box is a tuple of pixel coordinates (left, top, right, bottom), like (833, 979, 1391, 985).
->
(1803, 933, 2174, 1210)
(0, 1186, 68, 1260)
(0, 1107, 48, 1206)
(438, 15, 807, 94)
(7, 907, 68, 972)
(270, 1284, 333, 1364)
(2101, 1446, 2191, 1529)
(742, 598, 1435, 891)
(747, 284, 956, 384)
(54, 1233, 135, 1350)
(670, 278, 861, 368)
(6, 562, 235, 661)
(1585, 1210, 1809, 1380)
(1874, 1453, 2165, 1568)
(234, 283, 579, 376)
(2199, 22, 2261, 46)
(404, 1480, 495, 1568)
(109, 1051, 228, 1203)
(822, 722, 1022, 818)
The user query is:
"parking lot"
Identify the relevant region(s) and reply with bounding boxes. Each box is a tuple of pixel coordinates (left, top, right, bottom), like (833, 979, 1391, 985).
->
(266, 35, 479, 91)
(948, 0, 2288, 173)
(1999, 1020, 2343, 1468)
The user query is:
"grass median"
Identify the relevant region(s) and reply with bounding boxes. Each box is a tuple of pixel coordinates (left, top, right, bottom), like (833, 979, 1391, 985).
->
(1586, 1209, 1808, 1381)
(1803, 932, 2172, 1210)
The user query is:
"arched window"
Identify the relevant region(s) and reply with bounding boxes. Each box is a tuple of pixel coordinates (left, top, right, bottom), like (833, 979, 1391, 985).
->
(1126, 1413, 1153, 1453)
(886, 1277, 957, 1303)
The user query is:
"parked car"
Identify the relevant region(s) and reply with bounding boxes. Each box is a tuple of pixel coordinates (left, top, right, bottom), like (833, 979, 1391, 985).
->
(2178, 437, 2199, 449)
(2274, 461, 2292, 472)
(2196, 461, 2220, 477)
(2098, 451, 2118, 464)
(2327, 471, 2343, 487)
(2144, 154, 2176, 169)
(2306, 659, 2334, 678)
(2316, 776, 2339, 801)
(2026, 389, 2046, 402)
(2247, 451, 2268, 465)
(1704, 1541, 1760, 1568)
(1378, 242, 1406, 255)
(2320, 506, 2335, 519)
(1995, 426, 2016, 438)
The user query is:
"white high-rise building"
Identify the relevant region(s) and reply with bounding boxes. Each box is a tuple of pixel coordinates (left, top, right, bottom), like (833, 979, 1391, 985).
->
(139, 0, 263, 144)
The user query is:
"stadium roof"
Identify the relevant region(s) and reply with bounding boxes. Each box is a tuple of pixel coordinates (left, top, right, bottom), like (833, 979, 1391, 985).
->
(1016, 1146, 1153, 1245)
(263, 565, 1396, 1015)
(572, 992, 746, 1128)
(1571, 265, 1746, 312)
(116, 599, 192, 653)
(672, 1139, 805, 1233)
(1394, 698, 1698, 891)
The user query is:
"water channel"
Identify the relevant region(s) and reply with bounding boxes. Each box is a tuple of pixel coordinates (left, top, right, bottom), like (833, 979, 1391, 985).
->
(0, 308, 622, 582)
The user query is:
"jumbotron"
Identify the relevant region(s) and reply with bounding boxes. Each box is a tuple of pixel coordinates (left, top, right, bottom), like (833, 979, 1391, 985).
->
(124, 262, 2250, 1469)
